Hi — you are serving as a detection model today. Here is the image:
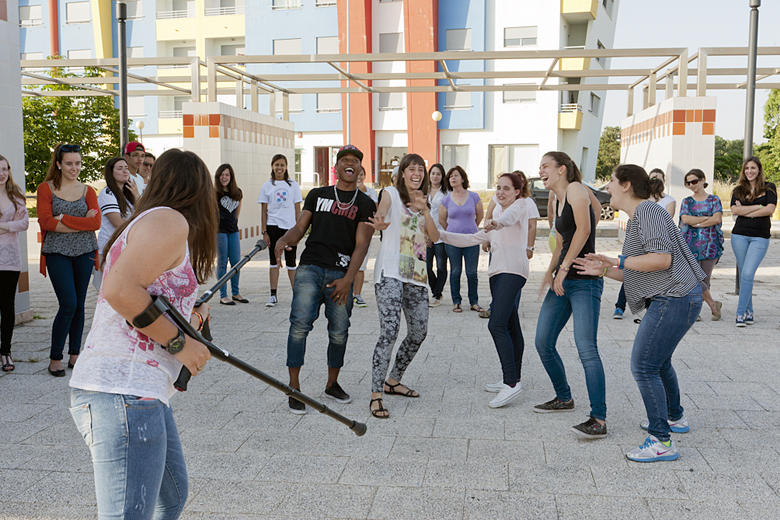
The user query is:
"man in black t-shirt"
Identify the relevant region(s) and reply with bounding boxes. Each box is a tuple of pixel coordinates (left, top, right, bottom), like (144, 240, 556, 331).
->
(274, 145, 376, 414)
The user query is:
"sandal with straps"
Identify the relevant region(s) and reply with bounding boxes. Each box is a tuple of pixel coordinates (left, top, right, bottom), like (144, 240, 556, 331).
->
(370, 397, 389, 419)
(1, 355, 14, 372)
(384, 381, 420, 398)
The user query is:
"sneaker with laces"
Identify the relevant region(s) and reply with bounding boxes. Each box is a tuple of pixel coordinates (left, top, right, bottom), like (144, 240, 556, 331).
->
(745, 311, 754, 325)
(488, 383, 523, 408)
(288, 396, 306, 415)
(484, 381, 505, 393)
(324, 382, 352, 404)
(533, 397, 575, 413)
(736, 315, 746, 327)
(572, 416, 607, 439)
(626, 435, 679, 462)
(429, 298, 441, 308)
(613, 308, 624, 319)
(266, 295, 278, 308)
(641, 416, 690, 433)
(353, 295, 367, 308)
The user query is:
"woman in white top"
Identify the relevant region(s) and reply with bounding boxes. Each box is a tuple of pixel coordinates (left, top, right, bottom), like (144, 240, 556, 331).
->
(352, 166, 378, 308)
(649, 168, 676, 216)
(425, 163, 449, 307)
(366, 153, 440, 419)
(258, 154, 303, 307)
(439, 173, 533, 409)
(94, 157, 137, 290)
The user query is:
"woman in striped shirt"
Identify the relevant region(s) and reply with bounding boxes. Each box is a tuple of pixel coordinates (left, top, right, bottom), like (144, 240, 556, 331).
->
(574, 164, 705, 463)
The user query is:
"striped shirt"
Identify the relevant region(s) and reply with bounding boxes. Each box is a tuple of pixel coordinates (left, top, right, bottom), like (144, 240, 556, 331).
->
(622, 200, 705, 313)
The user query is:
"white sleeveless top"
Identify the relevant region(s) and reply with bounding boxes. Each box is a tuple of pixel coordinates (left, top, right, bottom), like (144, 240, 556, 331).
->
(373, 186, 428, 287)
(70, 207, 199, 404)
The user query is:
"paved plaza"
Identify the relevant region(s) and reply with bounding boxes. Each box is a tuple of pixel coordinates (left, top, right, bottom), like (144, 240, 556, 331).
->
(2, 229, 779, 519)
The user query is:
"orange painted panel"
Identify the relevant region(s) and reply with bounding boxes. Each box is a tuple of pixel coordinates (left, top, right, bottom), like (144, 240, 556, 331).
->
(209, 126, 220, 138)
(183, 126, 194, 138)
(694, 109, 703, 122)
(685, 110, 694, 122)
(209, 114, 221, 125)
(703, 109, 716, 122)
(673, 110, 685, 123)
(182, 114, 194, 125)
(702, 122, 714, 135)
(673, 123, 686, 135)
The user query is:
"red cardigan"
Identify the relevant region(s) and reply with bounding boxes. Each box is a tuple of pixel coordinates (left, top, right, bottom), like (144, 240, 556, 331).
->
(37, 181, 101, 276)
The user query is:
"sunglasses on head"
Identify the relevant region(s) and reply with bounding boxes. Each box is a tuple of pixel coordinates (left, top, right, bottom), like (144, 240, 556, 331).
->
(685, 178, 700, 186)
(59, 144, 81, 154)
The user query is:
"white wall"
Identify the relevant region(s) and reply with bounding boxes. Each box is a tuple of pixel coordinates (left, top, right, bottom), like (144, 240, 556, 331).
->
(295, 131, 342, 187)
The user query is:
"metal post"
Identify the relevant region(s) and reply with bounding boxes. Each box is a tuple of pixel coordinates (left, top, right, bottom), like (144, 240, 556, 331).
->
(116, 2, 128, 150)
(345, 0, 351, 144)
(743, 0, 760, 159)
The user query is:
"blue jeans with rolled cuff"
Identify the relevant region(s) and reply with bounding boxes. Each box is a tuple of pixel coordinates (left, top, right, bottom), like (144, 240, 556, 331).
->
(217, 232, 241, 299)
(445, 244, 480, 306)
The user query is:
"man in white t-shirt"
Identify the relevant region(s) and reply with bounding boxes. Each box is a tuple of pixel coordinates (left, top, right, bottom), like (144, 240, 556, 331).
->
(124, 141, 146, 195)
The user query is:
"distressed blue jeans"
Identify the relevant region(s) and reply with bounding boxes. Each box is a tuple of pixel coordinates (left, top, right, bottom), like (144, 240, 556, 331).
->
(216, 231, 241, 299)
(730, 234, 769, 317)
(69, 389, 187, 520)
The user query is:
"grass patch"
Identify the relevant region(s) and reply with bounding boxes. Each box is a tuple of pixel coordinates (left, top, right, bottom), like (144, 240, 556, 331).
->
(711, 180, 736, 208)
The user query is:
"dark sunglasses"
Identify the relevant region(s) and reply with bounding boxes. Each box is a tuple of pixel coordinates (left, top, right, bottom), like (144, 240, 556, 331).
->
(60, 144, 81, 153)
(685, 178, 700, 186)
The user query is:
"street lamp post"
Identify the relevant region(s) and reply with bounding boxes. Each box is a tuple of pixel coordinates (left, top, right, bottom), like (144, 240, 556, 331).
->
(117, 2, 129, 151)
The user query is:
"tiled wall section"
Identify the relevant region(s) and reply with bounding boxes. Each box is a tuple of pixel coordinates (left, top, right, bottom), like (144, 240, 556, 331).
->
(621, 109, 716, 145)
(182, 102, 295, 250)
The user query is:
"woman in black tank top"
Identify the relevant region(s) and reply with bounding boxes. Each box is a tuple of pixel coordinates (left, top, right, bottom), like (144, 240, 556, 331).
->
(532, 152, 607, 439)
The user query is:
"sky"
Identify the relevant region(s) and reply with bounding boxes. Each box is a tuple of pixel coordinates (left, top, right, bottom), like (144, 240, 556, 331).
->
(601, 0, 780, 142)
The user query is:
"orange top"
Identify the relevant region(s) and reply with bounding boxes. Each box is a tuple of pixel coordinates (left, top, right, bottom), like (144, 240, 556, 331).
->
(36, 181, 101, 276)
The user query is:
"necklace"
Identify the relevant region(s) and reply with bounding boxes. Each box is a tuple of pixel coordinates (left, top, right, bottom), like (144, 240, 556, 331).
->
(334, 185, 358, 210)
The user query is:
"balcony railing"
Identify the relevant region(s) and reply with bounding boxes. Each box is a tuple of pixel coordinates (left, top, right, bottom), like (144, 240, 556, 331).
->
(159, 110, 183, 119)
(560, 103, 583, 113)
(272, 0, 302, 9)
(157, 9, 193, 19)
(20, 19, 43, 27)
(205, 6, 244, 16)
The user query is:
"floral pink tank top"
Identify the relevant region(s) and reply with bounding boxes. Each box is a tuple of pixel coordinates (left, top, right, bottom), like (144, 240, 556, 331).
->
(69, 207, 198, 404)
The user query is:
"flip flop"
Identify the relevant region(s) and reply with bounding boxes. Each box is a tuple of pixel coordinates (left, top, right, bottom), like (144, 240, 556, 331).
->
(453, 304, 462, 313)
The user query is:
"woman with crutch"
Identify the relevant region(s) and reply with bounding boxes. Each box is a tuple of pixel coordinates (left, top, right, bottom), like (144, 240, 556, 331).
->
(69, 149, 214, 519)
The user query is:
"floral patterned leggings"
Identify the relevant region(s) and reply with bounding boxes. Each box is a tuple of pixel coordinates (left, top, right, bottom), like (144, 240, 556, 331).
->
(372, 276, 429, 393)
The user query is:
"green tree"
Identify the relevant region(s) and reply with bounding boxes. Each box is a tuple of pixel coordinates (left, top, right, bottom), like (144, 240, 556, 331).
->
(764, 89, 780, 141)
(760, 89, 780, 183)
(595, 125, 620, 181)
(22, 63, 135, 191)
(713, 135, 744, 182)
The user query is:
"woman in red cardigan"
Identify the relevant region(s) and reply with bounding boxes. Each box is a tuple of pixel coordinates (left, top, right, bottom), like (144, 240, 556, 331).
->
(37, 144, 101, 377)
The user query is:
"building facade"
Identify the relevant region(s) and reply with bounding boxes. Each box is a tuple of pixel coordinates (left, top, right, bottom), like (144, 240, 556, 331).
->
(18, 0, 618, 187)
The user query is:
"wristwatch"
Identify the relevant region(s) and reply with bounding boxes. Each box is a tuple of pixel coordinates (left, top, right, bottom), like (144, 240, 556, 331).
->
(165, 329, 186, 355)
(527, 246, 535, 251)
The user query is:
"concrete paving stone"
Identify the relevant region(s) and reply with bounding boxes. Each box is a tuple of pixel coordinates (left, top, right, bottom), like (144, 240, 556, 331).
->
(432, 417, 505, 440)
(273, 483, 377, 520)
(737, 499, 780, 520)
(424, 460, 508, 491)
(542, 441, 627, 467)
(716, 427, 780, 450)
(591, 465, 688, 499)
(368, 487, 465, 520)
(255, 454, 349, 484)
(554, 494, 653, 520)
(184, 479, 290, 515)
(735, 410, 780, 429)
(466, 439, 545, 466)
(14, 470, 96, 504)
(463, 490, 556, 520)
(0, 468, 48, 496)
(706, 381, 780, 399)
(0, 502, 96, 519)
(698, 447, 780, 475)
(220, 410, 304, 433)
(647, 499, 745, 520)
(677, 408, 750, 429)
(675, 471, 779, 504)
(21, 443, 92, 474)
(339, 456, 427, 487)
(240, 430, 396, 459)
(389, 436, 468, 462)
(177, 427, 255, 453)
(508, 463, 597, 495)
(183, 448, 269, 482)
(0, 403, 54, 423)
(687, 393, 765, 412)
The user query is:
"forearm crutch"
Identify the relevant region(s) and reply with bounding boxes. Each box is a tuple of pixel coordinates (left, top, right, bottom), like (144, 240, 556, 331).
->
(197, 239, 267, 341)
(152, 295, 367, 437)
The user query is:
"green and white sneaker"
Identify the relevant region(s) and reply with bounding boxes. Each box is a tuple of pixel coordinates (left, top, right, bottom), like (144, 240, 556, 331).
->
(353, 295, 368, 308)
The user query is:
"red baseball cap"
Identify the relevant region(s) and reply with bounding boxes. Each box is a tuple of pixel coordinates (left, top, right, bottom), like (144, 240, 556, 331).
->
(125, 141, 145, 154)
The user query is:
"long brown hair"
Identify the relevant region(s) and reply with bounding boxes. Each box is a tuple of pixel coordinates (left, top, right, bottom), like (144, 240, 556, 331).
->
(102, 149, 217, 283)
(103, 157, 136, 217)
(0, 154, 26, 211)
(215, 163, 242, 201)
(509, 170, 531, 198)
(45, 143, 82, 190)
(270, 153, 291, 185)
(733, 156, 774, 203)
(395, 153, 429, 205)
(544, 151, 582, 183)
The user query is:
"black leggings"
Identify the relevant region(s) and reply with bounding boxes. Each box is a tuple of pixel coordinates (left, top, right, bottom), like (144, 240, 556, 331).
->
(267, 225, 297, 267)
(0, 271, 20, 356)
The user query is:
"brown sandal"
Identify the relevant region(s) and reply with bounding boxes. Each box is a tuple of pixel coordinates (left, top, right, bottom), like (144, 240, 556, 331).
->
(1, 355, 14, 372)
(370, 397, 389, 419)
(470, 304, 485, 313)
(384, 381, 419, 398)
(453, 304, 462, 313)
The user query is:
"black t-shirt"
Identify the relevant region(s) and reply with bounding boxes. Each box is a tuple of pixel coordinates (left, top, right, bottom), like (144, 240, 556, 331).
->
(299, 186, 376, 270)
(731, 182, 777, 239)
(218, 195, 240, 234)
(555, 194, 597, 280)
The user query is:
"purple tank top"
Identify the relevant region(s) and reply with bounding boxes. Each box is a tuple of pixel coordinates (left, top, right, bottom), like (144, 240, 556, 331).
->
(442, 191, 480, 234)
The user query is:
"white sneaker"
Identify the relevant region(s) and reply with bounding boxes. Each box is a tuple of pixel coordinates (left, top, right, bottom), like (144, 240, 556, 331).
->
(483, 381, 504, 393)
(640, 416, 690, 433)
(488, 383, 523, 408)
(626, 435, 679, 462)
(429, 298, 441, 308)
(265, 295, 278, 308)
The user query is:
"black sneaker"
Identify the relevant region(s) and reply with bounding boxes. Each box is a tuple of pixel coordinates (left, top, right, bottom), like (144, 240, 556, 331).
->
(572, 416, 607, 439)
(533, 397, 575, 413)
(288, 396, 306, 415)
(324, 382, 352, 404)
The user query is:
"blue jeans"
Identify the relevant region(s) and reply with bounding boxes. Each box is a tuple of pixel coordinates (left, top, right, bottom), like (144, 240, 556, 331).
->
(45, 252, 95, 361)
(426, 242, 448, 300)
(287, 264, 353, 368)
(69, 389, 187, 520)
(445, 244, 480, 306)
(731, 234, 769, 316)
(631, 285, 702, 441)
(535, 277, 606, 420)
(488, 273, 526, 385)
(615, 283, 627, 311)
(217, 232, 241, 299)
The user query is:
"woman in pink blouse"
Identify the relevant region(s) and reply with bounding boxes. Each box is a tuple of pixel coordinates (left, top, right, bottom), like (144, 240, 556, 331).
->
(0, 154, 29, 372)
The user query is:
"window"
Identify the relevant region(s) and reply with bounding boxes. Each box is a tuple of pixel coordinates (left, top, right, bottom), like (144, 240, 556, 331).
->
(221, 44, 245, 56)
(66, 1, 90, 23)
(19, 5, 43, 26)
(590, 93, 601, 115)
(503, 87, 536, 104)
(126, 0, 143, 19)
(378, 92, 403, 111)
(316, 36, 339, 55)
(446, 29, 471, 51)
(128, 97, 145, 117)
(272, 0, 301, 9)
(504, 26, 537, 48)
(379, 32, 403, 53)
(441, 145, 469, 171)
(128, 46, 145, 58)
(294, 149, 303, 184)
(317, 93, 341, 113)
(67, 49, 92, 59)
(274, 92, 303, 113)
(488, 144, 538, 188)
(444, 91, 471, 110)
(596, 40, 606, 65)
(21, 52, 44, 60)
(602, 0, 614, 17)
(316, 0, 337, 5)
(273, 38, 302, 55)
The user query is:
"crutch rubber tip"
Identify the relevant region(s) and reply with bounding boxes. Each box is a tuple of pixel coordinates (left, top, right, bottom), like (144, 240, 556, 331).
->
(351, 422, 368, 436)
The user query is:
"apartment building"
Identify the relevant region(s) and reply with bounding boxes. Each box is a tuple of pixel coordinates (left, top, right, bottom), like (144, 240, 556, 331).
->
(18, 0, 618, 187)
